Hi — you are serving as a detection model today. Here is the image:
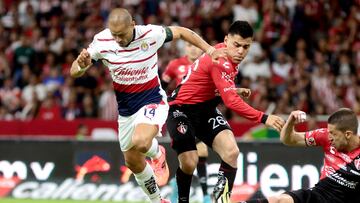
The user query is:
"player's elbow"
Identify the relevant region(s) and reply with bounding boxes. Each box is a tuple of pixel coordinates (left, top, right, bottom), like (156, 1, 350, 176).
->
(223, 97, 237, 109)
(280, 133, 295, 146)
(169, 26, 189, 39)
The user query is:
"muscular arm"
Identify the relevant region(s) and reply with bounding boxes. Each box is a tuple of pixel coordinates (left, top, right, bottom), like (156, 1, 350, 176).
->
(168, 26, 215, 56)
(280, 111, 307, 147)
(210, 64, 264, 123)
(70, 49, 92, 78)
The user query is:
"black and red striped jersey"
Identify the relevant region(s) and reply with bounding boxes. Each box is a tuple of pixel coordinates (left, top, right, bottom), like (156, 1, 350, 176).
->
(169, 43, 264, 123)
(305, 128, 360, 202)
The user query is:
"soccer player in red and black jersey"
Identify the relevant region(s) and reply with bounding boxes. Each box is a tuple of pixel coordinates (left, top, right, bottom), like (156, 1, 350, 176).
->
(162, 43, 212, 203)
(268, 108, 360, 203)
(166, 21, 285, 203)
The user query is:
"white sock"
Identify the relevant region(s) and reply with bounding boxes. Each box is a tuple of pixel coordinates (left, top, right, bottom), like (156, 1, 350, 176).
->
(134, 163, 161, 203)
(145, 139, 161, 159)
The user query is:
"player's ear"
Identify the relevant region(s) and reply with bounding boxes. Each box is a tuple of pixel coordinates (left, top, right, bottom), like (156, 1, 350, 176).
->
(224, 35, 228, 45)
(344, 130, 353, 139)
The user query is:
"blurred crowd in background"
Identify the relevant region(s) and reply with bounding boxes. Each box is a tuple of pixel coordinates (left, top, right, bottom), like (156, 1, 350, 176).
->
(0, 0, 359, 122)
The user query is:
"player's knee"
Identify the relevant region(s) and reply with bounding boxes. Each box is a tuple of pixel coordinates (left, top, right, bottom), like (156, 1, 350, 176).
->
(196, 142, 208, 157)
(132, 134, 152, 153)
(179, 154, 198, 174)
(221, 146, 239, 165)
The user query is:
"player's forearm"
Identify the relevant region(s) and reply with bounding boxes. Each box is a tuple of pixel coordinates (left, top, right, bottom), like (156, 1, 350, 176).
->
(223, 93, 263, 123)
(70, 60, 88, 78)
(280, 118, 296, 145)
(170, 26, 215, 55)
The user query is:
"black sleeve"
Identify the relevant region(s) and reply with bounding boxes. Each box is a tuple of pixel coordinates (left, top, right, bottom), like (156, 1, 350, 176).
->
(164, 27, 173, 43)
(261, 114, 269, 124)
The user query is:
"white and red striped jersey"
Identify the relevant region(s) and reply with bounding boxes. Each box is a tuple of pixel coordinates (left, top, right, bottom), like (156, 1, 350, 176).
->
(87, 24, 167, 116)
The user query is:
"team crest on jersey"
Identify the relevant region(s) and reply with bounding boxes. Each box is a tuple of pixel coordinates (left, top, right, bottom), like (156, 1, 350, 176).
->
(306, 136, 316, 146)
(354, 158, 360, 170)
(140, 41, 149, 51)
(177, 122, 188, 134)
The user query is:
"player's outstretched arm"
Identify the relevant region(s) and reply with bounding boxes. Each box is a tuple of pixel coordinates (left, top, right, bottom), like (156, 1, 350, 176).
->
(280, 110, 307, 147)
(168, 26, 226, 61)
(70, 49, 93, 78)
(264, 115, 285, 132)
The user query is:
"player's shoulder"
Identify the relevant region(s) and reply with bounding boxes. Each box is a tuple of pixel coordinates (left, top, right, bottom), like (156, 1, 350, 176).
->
(309, 128, 329, 135)
(173, 56, 189, 64)
(136, 24, 164, 35)
(307, 128, 329, 142)
(93, 28, 112, 40)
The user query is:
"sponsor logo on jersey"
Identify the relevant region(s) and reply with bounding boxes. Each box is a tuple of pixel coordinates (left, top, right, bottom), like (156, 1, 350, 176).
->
(173, 110, 187, 118)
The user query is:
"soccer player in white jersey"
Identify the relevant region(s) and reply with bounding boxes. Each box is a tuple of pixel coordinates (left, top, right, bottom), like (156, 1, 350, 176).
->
(70, 8, 225, 203)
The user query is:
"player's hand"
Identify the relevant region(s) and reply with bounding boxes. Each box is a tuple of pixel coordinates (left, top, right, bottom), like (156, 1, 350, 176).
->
(290, 110, 307, 124)
(237, 88, 251, 98)
(209, 48, 227, 63)
(265, 114, 285, 132)
(77, 49, 92, 69)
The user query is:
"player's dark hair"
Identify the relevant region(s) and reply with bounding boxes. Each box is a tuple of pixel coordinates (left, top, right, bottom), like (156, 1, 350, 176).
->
(328, 108, 358, 134)
(228, 21, 253, 39)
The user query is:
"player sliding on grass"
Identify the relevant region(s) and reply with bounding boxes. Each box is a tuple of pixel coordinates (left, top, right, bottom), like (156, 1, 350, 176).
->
(70, 8, 226, 203)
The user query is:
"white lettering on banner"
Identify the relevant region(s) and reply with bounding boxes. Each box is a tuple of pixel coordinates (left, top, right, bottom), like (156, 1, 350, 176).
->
(12, 182, 38, 198)
(90, 184, 118, 200)
(247, 152, 258, 185)
(260, 164, 289, 196)
(0, 160, 55, 181)
(12, 179, 150, 201)
(71, 183, 97, 200)
(30, 162, 54, 180)
(31, 182, 57, 199)
(8, 151, 323, 201)
(233, 152, 320, 197)
(0, 161, 27, 179)
(50, 178, 73, 199)
(291, 165, 319, 190)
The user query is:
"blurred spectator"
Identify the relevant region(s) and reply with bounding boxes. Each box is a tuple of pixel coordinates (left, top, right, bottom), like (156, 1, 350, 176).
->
(240, 43, 271, 81)
(0, 0, 358, 123)
(75, 123, 89, 140)
(0, 78, 21, 114)
(36, 92, 61, 120)
(12, 34, 37, 79)
(98, 80, 117, 121)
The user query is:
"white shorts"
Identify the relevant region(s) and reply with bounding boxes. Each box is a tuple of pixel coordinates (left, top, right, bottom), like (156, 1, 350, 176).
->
(118, 102, 169, 151)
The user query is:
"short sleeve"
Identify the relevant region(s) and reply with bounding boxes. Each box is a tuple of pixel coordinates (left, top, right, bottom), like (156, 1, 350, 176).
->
(146, 24, 167, 50)
(87, 38, 102, 61)
(305, 128, 329, 147)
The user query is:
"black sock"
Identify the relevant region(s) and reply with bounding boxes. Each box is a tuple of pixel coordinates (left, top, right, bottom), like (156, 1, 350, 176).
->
(197, 157, 208, 195)
(176, 167, 193, 203)
(241, 198, 269, 203)
(218, 160, 237, 192)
